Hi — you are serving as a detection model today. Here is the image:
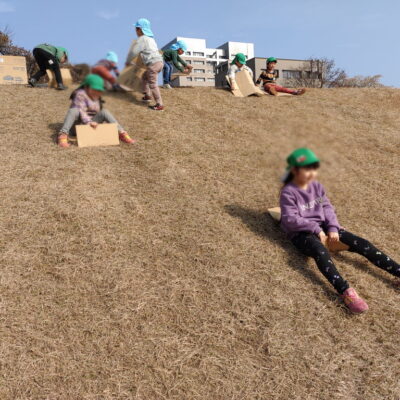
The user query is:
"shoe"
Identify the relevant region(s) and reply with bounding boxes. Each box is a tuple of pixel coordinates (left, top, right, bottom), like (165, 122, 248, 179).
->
(268, 86, 278, 96)
(58, 134, 70, 148)
(163, 83, 172, 89)
(340, 288, 369, 314)
(56, 84, 67, 90)
(149, 104, 164, 111)
(119, 132, 136, 144)
(142, 95, 152, 103)
(28, 78, 37, 87)
(295, 88, 306, 95)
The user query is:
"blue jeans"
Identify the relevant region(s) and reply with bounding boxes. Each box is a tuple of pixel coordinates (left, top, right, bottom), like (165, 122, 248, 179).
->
(163, 62, 173, 84)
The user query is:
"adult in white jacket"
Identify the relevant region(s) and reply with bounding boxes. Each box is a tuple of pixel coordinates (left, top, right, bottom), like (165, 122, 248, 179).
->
(126, 18, 164, 111)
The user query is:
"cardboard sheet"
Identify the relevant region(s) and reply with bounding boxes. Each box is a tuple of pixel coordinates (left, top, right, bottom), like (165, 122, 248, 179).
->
(117, 53, 147, 93)
(0, 56, 28, 85)
(47, 68, 73, 88)
(267, 207, 349, 252)
(232, 70, 265, 97)
(76, 123, 119, 148)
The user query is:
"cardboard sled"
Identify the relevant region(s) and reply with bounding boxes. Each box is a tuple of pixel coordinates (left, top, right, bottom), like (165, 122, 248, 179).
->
(171, 71, 190, 81)
(76, 123, 119, 148)
(117, 54, 147, 93)
(267, 207, 349, 252)
(47, 68, 73, 88)
(230, 70, 265, 98)
(0, 56, 28, 85)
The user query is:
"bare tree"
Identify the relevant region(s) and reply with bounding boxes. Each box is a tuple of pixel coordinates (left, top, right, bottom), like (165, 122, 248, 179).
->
(335, 74, 384, 88)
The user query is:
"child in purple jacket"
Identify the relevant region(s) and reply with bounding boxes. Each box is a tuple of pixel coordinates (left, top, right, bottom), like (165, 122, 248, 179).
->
(280, 148, 400, 313)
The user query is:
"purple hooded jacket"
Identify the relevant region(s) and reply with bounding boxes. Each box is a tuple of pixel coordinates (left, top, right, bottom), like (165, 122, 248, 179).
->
(279, 181, 341, 239)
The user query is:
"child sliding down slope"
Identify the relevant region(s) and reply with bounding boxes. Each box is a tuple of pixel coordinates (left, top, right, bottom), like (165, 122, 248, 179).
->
(57, 74, 136, 148)
(227, 53, 253, 91)
(162, 40, 193, 89)
(92, 51, 120, 90)
(279, 148, 400, 313)
(256, 57, 305, 96)
(126, 18, 164, 111)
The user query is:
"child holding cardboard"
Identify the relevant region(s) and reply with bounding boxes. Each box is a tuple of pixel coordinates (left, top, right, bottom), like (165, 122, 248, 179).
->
(162, 40, 192, 89)
(57, 74, 135, 148)
(126, 18, 164, 111)
(256, 57, 305, 95)
(92, 51, 120, 90)
(29, 43, 69, 90)
(279, 148, 400, 313)
(227, 53, 253, 91)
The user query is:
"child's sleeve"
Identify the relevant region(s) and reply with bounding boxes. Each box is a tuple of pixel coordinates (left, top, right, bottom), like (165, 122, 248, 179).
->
(125, 39, 143, 65)
(72, 91, 92, 124)
(321, 185, 341, 232)
(255, 72, 264, 85)
(280, 189, 322, 235)
(246, 66, 254, 79)
(228, 65, 237, 79)
(176, 54, 188, 70)
(171, 52, 185, 72)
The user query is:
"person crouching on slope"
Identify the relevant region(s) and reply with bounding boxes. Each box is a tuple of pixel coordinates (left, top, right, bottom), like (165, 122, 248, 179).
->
(29, 43, 69, 90)
(256, 57, 305, 96)
(126, 18, 164, 111)
(227, 53, 253, 91)
(279, 148, 400, 313)
(57, 74, 136, 148)
(162, 40, 193, 89)
(92, 51, 120, 90)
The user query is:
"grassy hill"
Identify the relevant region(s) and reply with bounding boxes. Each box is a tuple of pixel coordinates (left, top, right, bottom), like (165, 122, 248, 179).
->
(0, 85, 399, 399)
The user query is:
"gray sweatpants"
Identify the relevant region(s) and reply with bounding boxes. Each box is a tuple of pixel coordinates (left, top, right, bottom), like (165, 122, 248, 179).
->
(60, 108, 124, 135)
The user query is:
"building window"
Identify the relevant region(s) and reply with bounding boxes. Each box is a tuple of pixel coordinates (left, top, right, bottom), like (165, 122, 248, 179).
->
(195, 77, 206, 82)
(194, 69, 205, 74)
(282, 70, 302, 79)
(207, 78, 215, 81)
(187, 77, 193, 81)
(193, 60, 205, 65)
(186, 51, 191, 56)
(193, 52, 205, 57)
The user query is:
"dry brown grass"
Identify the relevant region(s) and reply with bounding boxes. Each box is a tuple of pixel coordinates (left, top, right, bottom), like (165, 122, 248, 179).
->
(0, 85, 399, 399)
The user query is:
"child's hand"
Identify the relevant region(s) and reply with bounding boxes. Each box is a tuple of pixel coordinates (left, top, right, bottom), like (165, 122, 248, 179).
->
(90, 122, 98, 129)
(328, 231, 339, 243)
(318, 231, 327, 242)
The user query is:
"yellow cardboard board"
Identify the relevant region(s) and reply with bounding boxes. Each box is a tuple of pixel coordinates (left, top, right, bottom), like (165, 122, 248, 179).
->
(267, 207, 349, 252)
(234, 70, 265, 97)
(76, 123, 119, 148)
(117, 55, 147, 92)
(47, 68, 73, 88)
(0, 56, 28, 85)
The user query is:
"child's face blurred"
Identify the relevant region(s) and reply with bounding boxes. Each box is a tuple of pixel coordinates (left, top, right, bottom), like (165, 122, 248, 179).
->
(60, 55, 67, 64)
(86, 87, 102, 100)
(177, 48, 184, 55)
(135, 27, 143, 36)
(235, 61, 244, 68)
(267, 62, 276, 71)
(293, 166, 318, 186)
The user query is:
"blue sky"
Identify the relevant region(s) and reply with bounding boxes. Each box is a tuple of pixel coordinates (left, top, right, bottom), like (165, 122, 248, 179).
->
(1, 0, 399, 86)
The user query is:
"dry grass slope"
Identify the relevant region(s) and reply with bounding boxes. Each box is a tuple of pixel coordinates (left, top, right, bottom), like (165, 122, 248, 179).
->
(0, 85, 399, 400)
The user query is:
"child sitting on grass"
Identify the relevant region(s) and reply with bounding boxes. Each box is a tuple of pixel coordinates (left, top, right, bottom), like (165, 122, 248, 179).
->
(162, 40, 193, 89)
(227, 53, 253, 91)
(279, 148, 400, 313)
(29, 43, 69, 90)
(126, 18, 164, 111)
(91, 51, 120, 90)
(57, 74, 135, 148)
(256, 57, 305, 96)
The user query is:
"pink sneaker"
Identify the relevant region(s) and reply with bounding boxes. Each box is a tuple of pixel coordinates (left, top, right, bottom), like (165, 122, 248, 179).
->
(340, 288, 369, 314)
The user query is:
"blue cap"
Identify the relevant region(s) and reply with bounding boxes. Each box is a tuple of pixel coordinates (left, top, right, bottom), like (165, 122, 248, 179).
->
(106, 51, 118, 63)
(135, 18, 154, 37)
(170, 40, 188, 52)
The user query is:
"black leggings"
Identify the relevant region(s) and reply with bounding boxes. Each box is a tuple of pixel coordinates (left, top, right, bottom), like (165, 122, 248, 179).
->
(292, 229, 400, 294)
(31, 48, 63, 84)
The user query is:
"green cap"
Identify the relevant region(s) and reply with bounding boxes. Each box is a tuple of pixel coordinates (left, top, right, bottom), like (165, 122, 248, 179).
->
(267, 57, 277, 63)
(81, 74, 105, 91)
(231, 53, 247, 65)
(286, 148, 320, 169)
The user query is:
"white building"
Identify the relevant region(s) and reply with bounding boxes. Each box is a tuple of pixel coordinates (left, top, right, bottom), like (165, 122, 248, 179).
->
(162, 37, 254, 87)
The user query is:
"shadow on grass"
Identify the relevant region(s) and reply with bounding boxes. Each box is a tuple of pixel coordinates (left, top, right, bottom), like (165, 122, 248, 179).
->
(224, 204, 335, 300)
